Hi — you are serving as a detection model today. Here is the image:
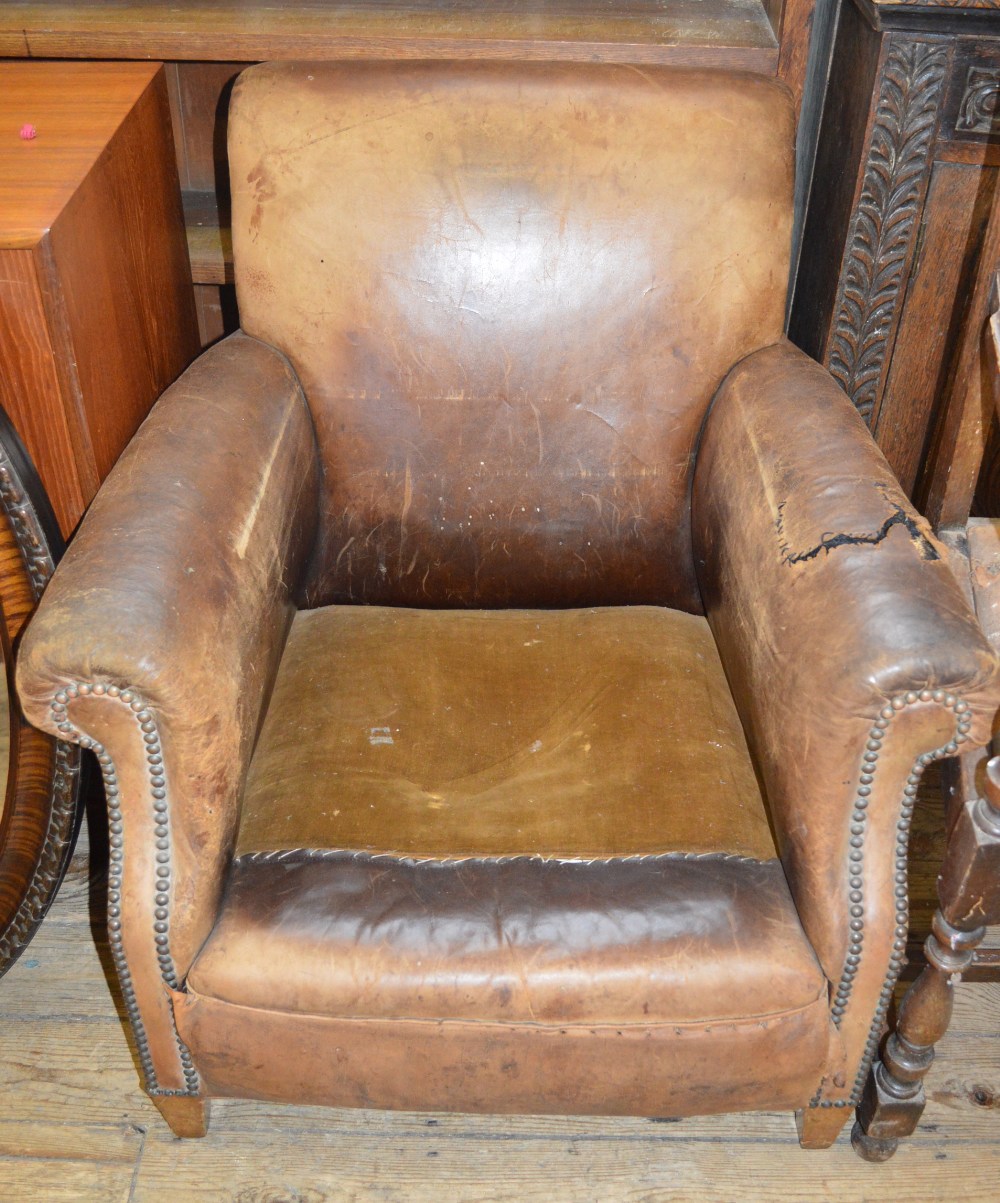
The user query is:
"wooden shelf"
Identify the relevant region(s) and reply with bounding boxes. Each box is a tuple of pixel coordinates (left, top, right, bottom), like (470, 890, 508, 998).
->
(9, 1, 792, 294)
(183, 190, 232, 285)
(0, 1, 778, 71)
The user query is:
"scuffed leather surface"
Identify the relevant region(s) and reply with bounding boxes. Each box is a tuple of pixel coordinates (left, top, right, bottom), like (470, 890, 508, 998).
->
(176, 989, 830, 1119)
(236, 605, 773, 860)
(17, 61, 999, 1125)
(189, 853, 825, 1025)
(692, 339, 1000, 1100)
(16, 331, 319, 982)
(230, 60, 793, 611)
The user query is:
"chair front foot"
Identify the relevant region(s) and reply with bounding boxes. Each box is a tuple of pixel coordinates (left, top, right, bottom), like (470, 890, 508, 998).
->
(150, 1093, 210, 1138)
(795, 1104, 850, 1149)
(850, 1119, 899, 1162)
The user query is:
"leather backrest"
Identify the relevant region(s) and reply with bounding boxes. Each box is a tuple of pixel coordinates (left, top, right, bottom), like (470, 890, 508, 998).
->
(230, 61, 793, 610)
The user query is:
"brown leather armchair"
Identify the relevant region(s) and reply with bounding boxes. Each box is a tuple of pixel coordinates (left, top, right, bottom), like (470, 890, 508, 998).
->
(16, 61, 1000, 1150)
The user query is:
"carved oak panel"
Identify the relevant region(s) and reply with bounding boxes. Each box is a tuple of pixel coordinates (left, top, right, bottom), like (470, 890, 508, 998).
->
(791, 0, 1000, 500)
(941, 40, 1000, 139)
(827, 37, 949, 427)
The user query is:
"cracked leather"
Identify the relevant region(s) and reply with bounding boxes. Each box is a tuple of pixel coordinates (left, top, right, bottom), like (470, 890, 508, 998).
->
(13, 63, 1000, 1132)
(692, 339, 1000, 1103)
(777, 487, 939, 565)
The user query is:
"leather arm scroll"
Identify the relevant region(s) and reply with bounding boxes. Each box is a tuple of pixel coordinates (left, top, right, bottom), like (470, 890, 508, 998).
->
(16, 332, 319, 983)
(692, 340, 1000, 1104)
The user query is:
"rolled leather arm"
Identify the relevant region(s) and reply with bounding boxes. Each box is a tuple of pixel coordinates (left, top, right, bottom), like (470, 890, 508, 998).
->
(17, 331, 319, 983)
(692, 340, 1000, 1101)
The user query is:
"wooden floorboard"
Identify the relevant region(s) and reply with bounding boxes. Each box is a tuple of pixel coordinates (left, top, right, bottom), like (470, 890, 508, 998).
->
(1, 806, 999, 1200)
(0, 1123, 139, 1203)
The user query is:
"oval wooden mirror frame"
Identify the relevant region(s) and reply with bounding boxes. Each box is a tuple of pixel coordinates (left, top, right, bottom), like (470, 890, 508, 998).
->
(0, 405, 82, 977)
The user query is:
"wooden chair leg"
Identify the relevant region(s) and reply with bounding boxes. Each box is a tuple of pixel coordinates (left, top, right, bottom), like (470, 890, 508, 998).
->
(852, 758, 1000, 1162)
(150, 1094, 210, 1138)
(851, 915, 981, 1161)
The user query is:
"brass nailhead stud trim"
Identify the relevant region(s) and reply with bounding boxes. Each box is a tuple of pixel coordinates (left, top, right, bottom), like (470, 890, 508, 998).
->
(812, 693, 972, 1110)
(49, 685, 200, 1096)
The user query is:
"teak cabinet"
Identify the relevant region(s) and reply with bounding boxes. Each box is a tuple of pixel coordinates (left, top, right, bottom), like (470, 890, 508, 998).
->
(0, 62, 199, 536)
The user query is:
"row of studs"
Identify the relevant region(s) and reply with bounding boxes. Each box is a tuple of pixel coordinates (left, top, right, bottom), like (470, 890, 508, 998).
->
(809, 753, 934, 1111)
(49, 681, 969, 1106)
(810, 690, 970, 1110)
(848, 695, 969, 1108)
(50, 683, 200, 1096)
(831, 691, 971, 1022)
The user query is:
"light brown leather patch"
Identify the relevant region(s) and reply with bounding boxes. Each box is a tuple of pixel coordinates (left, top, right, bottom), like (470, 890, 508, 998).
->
(237, 604, 773, 860)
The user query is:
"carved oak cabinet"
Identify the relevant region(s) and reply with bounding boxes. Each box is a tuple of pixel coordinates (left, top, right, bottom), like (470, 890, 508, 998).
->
(791, 0, 1000, 508)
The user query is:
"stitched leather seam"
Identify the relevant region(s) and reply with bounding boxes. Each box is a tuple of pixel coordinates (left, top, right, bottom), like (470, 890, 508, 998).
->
(812, 690, 972, 1110)
(234, 849, 775, 867)
(182, 988, 829, 1030)
(49, 683, 200, 1097)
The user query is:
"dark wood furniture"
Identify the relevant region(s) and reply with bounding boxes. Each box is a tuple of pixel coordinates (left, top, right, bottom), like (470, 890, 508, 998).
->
(791, 0, 1000, 509)
(0, 407, 82, 978)
(0, 62, 199, 536)
(0, 0, 819, 346)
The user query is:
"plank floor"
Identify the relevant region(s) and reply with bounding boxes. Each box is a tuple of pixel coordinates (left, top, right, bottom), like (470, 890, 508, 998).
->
(1, 793, 998, 1201)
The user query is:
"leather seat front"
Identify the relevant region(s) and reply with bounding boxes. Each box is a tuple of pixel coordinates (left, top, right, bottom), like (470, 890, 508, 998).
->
(177, 603, 832, 1118)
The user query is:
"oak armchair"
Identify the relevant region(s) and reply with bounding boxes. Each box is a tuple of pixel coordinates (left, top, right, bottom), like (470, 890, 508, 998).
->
(16, 61, 1000, 1151)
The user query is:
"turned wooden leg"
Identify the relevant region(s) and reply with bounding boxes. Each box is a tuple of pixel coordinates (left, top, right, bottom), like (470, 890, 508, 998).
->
(852, 915, 982, 1161)
(150, 1094, 210, 1138)
(852, 757, 1000, 1162)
